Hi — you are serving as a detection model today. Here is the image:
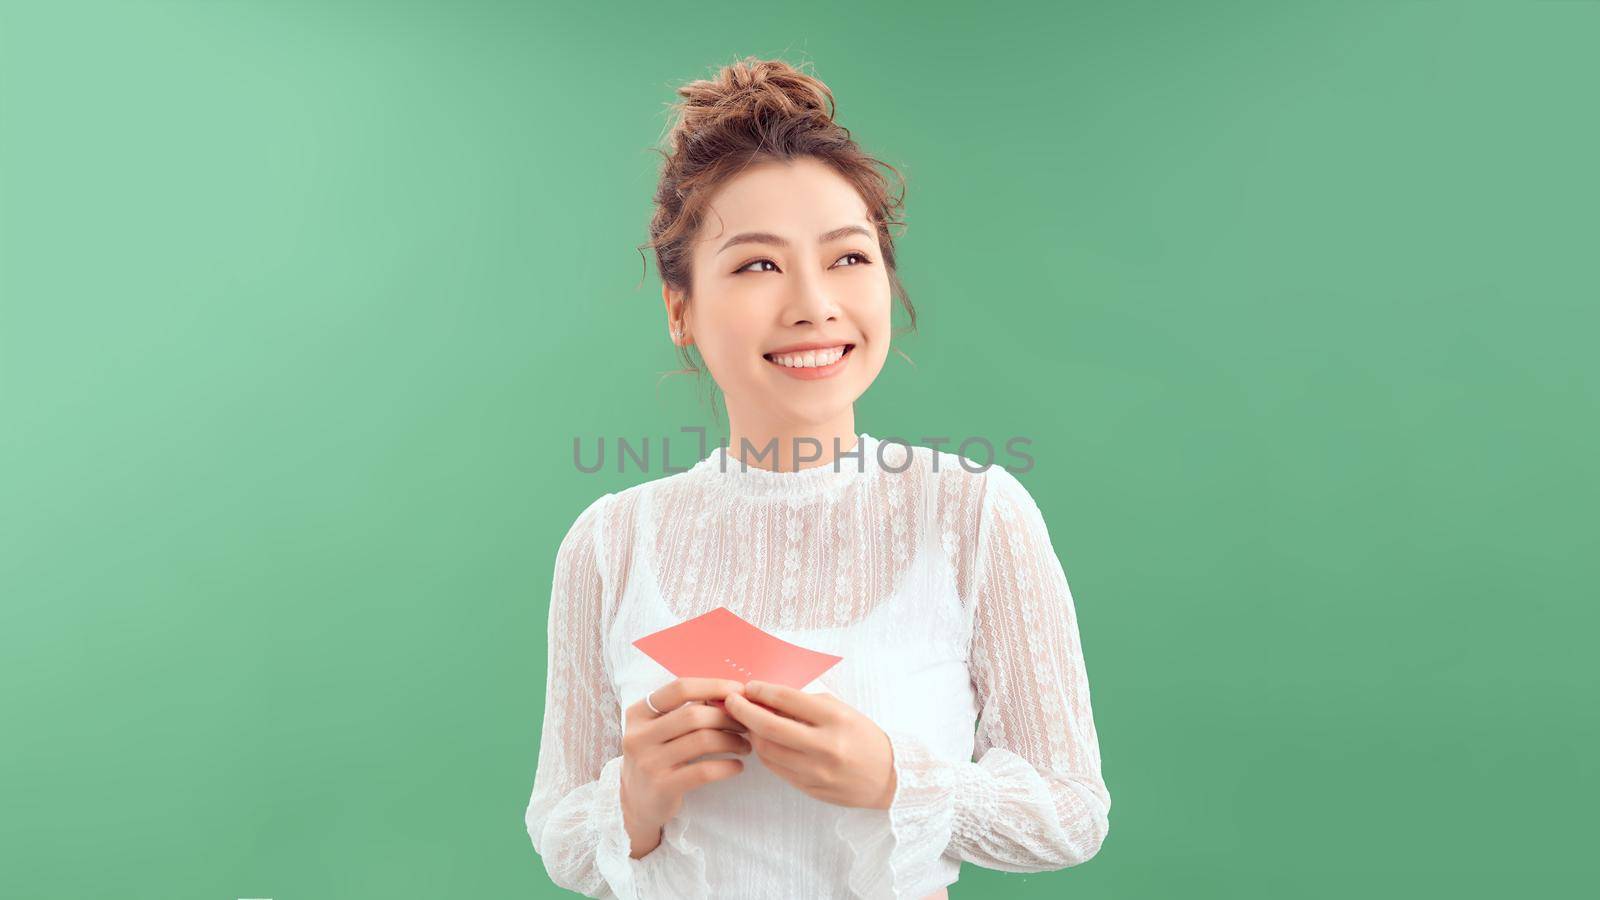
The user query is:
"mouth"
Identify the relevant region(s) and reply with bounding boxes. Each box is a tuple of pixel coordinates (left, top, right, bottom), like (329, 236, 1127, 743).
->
(763, 343, 854, 367)
(762, 343, 855, 379)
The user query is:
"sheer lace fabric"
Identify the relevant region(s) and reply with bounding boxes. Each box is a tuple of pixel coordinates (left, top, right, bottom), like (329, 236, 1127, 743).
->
(525, 434, 1110, 898)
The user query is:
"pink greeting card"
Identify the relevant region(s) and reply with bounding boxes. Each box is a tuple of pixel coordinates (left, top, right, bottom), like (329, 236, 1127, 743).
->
(631, 606, 843, 705)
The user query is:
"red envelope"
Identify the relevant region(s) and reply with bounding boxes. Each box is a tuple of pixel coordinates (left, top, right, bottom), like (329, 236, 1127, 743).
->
(632, 606, 843, 701)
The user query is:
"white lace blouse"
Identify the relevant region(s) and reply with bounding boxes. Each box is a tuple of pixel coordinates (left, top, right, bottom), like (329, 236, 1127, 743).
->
(524, 433, 1111, 899)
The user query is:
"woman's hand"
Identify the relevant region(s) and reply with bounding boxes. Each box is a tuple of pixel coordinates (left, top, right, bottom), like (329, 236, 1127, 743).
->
(620, 677, 751, 859)
(723, 681, 896, 810)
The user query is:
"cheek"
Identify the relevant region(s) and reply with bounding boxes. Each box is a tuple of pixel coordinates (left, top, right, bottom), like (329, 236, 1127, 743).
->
(859, 299, 893, 352)
(693, 322, 765, 375)
(860, 277, 893, 334)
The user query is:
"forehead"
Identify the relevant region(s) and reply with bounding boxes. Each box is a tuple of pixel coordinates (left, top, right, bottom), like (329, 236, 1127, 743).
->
(695, 157, 870, 245)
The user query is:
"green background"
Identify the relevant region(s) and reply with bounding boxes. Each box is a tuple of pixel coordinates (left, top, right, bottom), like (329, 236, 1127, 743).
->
(2, 1, 1594, 897)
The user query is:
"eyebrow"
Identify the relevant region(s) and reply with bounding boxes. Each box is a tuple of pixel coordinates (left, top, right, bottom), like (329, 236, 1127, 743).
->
(716, 224, 873, 255)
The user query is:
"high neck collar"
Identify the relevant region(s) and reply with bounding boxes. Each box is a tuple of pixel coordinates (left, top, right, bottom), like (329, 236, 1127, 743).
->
(688, 432, 897, 501)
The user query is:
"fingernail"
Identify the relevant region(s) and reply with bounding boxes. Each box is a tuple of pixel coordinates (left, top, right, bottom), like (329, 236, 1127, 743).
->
(746, 681, 764, 695)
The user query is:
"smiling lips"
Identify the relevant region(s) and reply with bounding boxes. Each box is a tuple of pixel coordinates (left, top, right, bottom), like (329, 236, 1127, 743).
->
(763, 343, 855, 380)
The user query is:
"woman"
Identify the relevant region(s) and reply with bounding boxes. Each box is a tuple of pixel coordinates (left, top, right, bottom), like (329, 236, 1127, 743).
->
(525, 56, 1111, 899)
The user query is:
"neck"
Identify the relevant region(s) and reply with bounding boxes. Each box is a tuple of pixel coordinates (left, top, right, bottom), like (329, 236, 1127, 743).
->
(723, 413, 861, 473)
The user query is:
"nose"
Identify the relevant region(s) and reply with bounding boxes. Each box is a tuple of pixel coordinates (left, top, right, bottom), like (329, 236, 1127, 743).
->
(782, 268, 841, 327)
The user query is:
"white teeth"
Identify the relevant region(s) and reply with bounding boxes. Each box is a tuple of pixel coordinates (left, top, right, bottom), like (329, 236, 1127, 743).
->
(768, 345, 848, 368)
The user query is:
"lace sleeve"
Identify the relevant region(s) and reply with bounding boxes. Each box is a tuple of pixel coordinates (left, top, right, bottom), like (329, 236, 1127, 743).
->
(836, 464, 1112, 896)
(524, 492, 711, 899)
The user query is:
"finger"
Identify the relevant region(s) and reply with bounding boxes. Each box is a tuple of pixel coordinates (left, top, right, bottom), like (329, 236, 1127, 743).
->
(724, 691, 818, 750)
(748, 731, 817, 774)
(659, 727, 752, 769)
(651, 699, 751, 743)
(743, 681, 835, 726)
(627, 689, 668, 725)
(628, 688, 744, 734)
(740, 681, 836, 727)
(663, 757, 745, 795)
(754, 749, 822, 790)
(650, 677, 746, 713)
(646, 677, 746, 717)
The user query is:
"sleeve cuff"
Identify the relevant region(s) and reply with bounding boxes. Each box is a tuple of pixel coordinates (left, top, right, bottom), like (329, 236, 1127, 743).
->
(592, 755, 711, 900)
(833, 727, 965, 899)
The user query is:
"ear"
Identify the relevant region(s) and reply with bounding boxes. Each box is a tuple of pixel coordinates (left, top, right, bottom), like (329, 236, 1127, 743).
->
(662, 283, 690, 346)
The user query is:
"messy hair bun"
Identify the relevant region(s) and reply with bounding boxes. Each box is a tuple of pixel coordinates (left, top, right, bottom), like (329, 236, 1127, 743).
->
(667, 55, 837, 143)
(639, 56, 916, 389)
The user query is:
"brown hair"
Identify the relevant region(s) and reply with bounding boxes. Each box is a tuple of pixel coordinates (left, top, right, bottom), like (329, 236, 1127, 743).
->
(637, 56, 917, 407)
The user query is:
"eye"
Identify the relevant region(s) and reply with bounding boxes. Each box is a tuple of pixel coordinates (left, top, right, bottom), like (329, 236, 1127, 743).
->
(733, 252, 874, 275)
(735, 258, 780, 274)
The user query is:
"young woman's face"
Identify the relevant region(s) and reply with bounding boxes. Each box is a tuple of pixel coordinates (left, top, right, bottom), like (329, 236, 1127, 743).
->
(666, 156, 892, 433)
